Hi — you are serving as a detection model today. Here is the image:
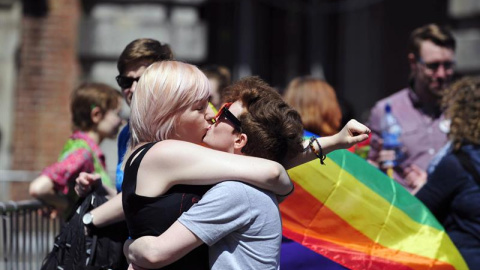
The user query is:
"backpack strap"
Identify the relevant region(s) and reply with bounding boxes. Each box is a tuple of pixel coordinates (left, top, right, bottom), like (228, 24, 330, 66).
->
(455, 150, 480, 187)
(86, 234, 98, 266)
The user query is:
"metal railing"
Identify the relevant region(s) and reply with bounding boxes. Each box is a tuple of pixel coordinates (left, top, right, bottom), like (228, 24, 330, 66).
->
(0, 200, 62, 270)
(0, 170, 41, 202)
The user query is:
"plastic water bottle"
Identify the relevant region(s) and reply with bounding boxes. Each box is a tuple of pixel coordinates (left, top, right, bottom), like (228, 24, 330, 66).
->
(380, 102, 403, 177)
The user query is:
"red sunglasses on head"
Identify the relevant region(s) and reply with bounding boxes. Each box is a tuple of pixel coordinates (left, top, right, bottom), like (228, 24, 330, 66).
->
(213, 102, 242, 131)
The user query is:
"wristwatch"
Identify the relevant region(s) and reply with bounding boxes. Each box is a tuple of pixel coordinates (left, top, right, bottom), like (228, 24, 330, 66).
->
(82, 212, 95, 230)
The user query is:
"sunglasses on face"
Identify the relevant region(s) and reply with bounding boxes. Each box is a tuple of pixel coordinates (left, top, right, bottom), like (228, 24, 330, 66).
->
(116, 75, 140, 89)
(213, 102, 242, 132)
(418, 58, 455, 72)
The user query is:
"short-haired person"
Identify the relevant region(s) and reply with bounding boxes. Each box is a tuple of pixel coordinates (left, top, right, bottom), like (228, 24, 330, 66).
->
(122, 67, 301, 269)
(416, 77, 480, 269)
(29, 83, 123, 216)
(124, 74, 370, 269)
(368, 23, 456, 192)
(114, 38, 173, 190)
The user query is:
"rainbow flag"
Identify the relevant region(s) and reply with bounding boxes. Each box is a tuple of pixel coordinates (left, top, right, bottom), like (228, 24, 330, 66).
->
(281, 149, 468, 270)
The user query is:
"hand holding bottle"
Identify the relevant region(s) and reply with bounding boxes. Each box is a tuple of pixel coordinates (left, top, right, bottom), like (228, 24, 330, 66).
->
(380, 102, 404, 178)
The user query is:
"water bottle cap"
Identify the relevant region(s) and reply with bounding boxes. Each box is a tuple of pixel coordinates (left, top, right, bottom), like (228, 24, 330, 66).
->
(385, 103, 392, 113)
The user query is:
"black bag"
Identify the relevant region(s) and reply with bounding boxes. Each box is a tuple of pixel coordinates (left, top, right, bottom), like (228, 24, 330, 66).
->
(40, 188, 128, 270)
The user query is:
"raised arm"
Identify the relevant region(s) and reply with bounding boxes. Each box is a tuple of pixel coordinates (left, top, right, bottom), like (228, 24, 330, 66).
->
(135, 140, 292, 197)
(283, 119, 371, 169)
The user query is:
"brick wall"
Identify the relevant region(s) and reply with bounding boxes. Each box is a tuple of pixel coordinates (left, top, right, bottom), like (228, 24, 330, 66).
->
(11, 0, 81, 200)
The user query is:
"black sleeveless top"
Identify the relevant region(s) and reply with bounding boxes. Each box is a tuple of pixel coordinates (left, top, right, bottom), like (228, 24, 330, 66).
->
(122, 142, 211, 270)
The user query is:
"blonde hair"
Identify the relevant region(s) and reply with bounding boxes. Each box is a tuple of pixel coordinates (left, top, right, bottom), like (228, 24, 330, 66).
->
(129, 61, 211, 147)
(284, 77, 342, 136)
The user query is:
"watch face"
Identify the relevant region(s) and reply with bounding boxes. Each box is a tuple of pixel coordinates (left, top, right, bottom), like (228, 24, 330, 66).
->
(83, 213, 93, 225)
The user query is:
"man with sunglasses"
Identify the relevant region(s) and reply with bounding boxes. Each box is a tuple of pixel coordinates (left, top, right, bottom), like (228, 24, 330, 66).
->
(368, 24, 456, 192)
(114, 39, 173, 192)
(124, 76, 370, 269)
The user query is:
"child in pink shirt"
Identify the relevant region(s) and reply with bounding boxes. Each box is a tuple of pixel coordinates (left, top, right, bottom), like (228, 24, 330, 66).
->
(29, 82, 123, 217)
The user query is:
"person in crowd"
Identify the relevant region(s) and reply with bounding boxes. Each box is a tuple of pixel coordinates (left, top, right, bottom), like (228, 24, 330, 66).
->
(284, 76, 342, 137)
(201, 64, 231, 110)
(416, 76, 480, 269)
(123, 67, 370, 269)
(113, 38, 174, 191)
(60, 39, 174, 270)
(122, 66, 301, 269)
(368, 23, 456, 192)
(29, 83, 122, 217)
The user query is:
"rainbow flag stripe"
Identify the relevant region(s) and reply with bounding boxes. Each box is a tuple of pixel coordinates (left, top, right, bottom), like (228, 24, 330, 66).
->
(281, 149, 468, 270)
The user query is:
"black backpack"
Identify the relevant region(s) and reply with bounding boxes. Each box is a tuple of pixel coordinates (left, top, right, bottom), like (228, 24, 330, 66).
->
(41, 188, 128, 270)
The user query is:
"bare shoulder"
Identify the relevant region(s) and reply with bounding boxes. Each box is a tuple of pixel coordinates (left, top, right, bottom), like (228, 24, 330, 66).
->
(140, 140, 201, 169)
(145, 140, 192, 157)
(139, 141, 173, 169)
(134, 141, 180, 196)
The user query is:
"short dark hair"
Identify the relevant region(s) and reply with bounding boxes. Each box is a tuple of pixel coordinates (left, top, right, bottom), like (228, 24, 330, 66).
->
(117, 38, 174, 75)
(224, 76, 304, 163)
(71, 82, 122, 131)
(408, 24, 456, 59)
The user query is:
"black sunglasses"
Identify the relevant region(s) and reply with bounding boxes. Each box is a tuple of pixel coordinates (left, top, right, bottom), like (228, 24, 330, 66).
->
(116, 75, 140, 89)
(214, 102, 242, 132)
(418, 58, 455, 72)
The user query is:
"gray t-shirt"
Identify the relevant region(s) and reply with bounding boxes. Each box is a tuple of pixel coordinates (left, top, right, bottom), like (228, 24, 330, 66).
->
(178, 181, 282, 270)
